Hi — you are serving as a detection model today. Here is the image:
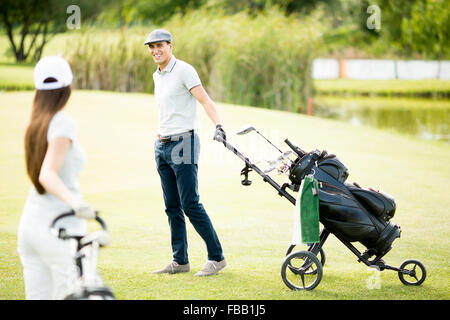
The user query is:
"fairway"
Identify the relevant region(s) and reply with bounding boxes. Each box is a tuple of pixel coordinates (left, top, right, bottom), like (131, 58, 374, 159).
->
(0, 64, 34, 91)
(0, 90, 449, 300)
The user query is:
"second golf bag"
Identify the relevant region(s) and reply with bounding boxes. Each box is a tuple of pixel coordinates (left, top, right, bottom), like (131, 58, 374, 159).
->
(288, 148, 401, 259)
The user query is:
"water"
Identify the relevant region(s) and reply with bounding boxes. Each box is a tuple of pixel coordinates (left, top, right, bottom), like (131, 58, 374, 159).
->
(313, 97, 450, 143)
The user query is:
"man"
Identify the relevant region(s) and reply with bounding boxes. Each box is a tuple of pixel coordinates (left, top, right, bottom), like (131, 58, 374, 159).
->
(145, 29, 226, 276)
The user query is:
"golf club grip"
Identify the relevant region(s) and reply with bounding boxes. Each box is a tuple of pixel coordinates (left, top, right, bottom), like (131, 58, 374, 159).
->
(284, 139, 306, 157)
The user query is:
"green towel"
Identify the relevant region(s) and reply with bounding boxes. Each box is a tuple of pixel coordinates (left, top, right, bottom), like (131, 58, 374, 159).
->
(299, 176, 320, 244)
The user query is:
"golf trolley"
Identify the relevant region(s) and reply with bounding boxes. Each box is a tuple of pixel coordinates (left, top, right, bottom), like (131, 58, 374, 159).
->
(50, 211, 115, 299)
(214, 126, 426, 291)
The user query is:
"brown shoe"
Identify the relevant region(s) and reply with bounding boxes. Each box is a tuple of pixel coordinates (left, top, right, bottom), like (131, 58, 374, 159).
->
(194, 259, 227, 276)
(152, 261, 190, 274)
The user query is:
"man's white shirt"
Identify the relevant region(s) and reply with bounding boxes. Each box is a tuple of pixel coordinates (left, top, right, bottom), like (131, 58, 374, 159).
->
(153, 55, 202, 136)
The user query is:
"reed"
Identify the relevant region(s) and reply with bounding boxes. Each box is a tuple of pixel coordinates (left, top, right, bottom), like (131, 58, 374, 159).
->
(65, 7, 325, 112)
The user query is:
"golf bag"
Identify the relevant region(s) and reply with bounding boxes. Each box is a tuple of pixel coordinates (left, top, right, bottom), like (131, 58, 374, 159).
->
(288, 149, 401, 259)
(215, 128, 426, 290)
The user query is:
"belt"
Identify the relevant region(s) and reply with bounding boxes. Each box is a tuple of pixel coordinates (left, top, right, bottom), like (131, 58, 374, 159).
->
(159, 130, 194, 144)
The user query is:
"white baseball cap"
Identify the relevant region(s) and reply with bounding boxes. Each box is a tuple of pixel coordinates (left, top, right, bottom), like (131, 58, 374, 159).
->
(34, 56, 73, 90)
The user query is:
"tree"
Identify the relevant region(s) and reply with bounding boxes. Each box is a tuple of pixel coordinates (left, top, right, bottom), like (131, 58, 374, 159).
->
(204, 0, 341, 15)
(98, 0, 206, 26)
(355, 0, 449, 59)
(401, 0, 450, 60)
(0, 0, 112, 62)
(1, 0, 57, 62)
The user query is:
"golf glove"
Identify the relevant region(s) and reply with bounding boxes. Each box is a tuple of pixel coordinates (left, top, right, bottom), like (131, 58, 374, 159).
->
(214, 124, 226, 146)
(71, 200, 96, 220)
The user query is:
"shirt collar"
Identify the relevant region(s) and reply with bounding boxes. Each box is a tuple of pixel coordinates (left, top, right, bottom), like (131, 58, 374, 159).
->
(157, 55, 177, 74)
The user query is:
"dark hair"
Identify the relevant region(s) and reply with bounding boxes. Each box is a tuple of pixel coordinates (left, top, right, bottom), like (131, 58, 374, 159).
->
(24, 85, 71, 194)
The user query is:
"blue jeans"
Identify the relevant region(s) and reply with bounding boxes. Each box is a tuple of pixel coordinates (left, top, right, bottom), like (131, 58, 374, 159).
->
(154, 132, 224, 265)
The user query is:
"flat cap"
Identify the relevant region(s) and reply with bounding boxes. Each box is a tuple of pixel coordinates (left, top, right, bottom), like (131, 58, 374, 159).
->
(144, 29, 172, 45)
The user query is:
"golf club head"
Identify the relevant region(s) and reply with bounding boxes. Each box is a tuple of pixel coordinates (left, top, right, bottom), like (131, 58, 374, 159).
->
(282, 151, 293, 158)
(277, 151, 293, 161)
(236, 125, 256, 135)
(264, 165, 276, 173)
(264, 158, 281, 173)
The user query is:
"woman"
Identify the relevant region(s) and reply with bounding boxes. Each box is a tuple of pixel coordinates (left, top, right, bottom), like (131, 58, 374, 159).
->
(18, 56, 96, 300)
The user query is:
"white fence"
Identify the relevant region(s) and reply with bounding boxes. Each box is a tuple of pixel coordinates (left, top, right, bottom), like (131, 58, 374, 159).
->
(312, 58, 450, 80)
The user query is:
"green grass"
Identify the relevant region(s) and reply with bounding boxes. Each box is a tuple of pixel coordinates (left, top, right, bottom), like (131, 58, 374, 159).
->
(0, 64, 34, 91)
(1, 90, 449, 300)
(315, 79, 450, 98)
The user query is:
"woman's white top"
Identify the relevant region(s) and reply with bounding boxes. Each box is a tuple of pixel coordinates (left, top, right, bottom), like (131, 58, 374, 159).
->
(21, 111, 87, 229)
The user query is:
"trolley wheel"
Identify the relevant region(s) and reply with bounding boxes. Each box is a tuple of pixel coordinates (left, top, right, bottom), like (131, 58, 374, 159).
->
(286, 244, 325, 272)
(398, 259, 426, 286)
(281, 250, 323, 291)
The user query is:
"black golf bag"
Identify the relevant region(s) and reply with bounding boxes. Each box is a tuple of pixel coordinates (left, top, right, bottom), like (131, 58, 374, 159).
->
(215, 130, 426, 290)
(288, 149, 401, 259)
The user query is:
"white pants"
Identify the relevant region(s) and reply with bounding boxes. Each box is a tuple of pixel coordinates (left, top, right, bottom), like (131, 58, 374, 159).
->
(18, 211, 85, 300)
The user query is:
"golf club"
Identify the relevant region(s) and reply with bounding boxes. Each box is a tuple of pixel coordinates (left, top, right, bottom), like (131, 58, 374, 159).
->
(264, 151, 294, 173)
(236, 125, 284, 154)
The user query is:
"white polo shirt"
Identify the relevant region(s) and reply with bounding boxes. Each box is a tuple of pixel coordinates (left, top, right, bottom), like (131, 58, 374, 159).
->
(21, 111, 87, 230)
(153, 55, 202, 136)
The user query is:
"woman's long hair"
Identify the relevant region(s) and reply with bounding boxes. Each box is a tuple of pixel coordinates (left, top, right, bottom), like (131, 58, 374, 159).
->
(24, 80, 71, 194)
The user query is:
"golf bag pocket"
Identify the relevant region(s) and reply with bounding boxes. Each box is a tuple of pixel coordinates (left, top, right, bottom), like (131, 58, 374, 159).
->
(317, 184, 379, 242)
(317, 156, 349, 183)
(350, 187, 396, 221)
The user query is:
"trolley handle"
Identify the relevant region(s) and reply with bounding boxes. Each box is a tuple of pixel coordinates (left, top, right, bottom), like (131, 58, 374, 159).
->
(50, 210, 107, 240)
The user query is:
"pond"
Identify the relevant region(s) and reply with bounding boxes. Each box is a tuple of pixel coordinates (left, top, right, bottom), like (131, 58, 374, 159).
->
(313, 97, 450, 143)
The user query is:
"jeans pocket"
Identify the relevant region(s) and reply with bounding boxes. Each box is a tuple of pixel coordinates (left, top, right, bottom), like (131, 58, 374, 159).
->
(154, 139, 162, 162)
(193, 133, 200, 164)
